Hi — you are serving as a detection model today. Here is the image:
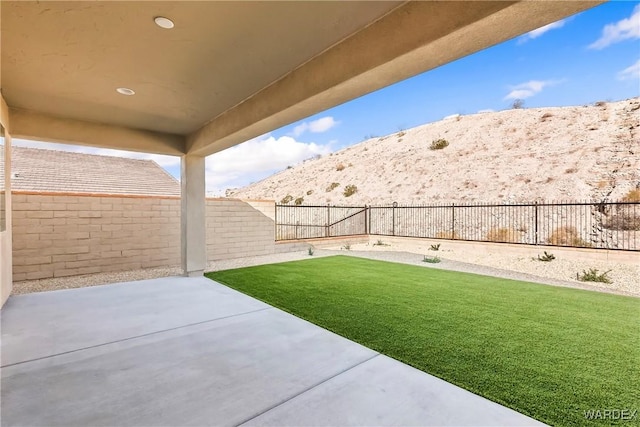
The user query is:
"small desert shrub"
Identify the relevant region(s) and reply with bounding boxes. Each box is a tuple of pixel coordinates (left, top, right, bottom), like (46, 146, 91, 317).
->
(486, 227, 520, 243)
(623, 189, 640, 202)
(511, 99, 525, 109)
(536, 251, 556, 262)
(423, 255, 441, 264)
(373, 239, 387, 246)
(308, 247, 314, 256)
(604, 213, 640, 231)
(326, 182, 340, 192)
(294, 197, 304, 206)
(429, 138, 449, 150)
(286, 165, 293, 169)
(594, 101, 606, 107)
(397, 131, 406, 138)
(429, 244, 441, 251)
(342, 244, 351, 250)
(565, 167, 577, 174)
(343, 185, 358, 197)
(306, 190, 313, 195)
(547, 226, 590, 247)
(540, 112, 553, 122)
(435, 230, 460, 240)
(280, 195, 293, 204)
(577, 268, 612, 284)
(336, 163, 346, 171)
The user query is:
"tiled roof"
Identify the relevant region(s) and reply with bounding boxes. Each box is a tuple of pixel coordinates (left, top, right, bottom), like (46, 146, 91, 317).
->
(2, 146, 180, 196)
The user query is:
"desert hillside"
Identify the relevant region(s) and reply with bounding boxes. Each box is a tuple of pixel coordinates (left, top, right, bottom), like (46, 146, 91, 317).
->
(229, 98, 640, 205)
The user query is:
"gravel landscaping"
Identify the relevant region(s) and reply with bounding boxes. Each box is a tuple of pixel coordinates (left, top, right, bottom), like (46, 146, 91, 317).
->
(334, 243, 639, 296)
(10, 245, 639, 297)
(336, 250, 638, 296)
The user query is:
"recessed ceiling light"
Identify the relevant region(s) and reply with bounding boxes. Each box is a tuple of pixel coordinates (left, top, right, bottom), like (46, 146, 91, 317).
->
(154, 16, 174, 29)
(116, 87, 135, 96)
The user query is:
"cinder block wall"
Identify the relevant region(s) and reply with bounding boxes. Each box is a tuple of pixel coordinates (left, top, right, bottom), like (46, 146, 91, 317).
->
(12, 193, 283, 281)
(12, 192, 181, 281)
(205, 198, 276, 260)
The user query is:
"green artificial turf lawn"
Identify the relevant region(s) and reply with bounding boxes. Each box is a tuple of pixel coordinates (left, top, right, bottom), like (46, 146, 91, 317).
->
(206, 256, 640, 426)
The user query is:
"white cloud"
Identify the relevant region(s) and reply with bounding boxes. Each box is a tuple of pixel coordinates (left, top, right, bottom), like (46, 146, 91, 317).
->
(617, 59, 640, 80)
(308, 116, 337, 133)
(519, 19, 566, 42)
(10, 139, 180, 169)
(503, 79, 562, 100)
(588, 4, 640, 49)
(205, 134, 332, 195)
(292, 116, 338, 137)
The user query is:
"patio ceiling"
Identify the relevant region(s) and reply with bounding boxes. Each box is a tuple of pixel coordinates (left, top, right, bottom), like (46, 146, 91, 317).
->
(1, 1, 603, 156)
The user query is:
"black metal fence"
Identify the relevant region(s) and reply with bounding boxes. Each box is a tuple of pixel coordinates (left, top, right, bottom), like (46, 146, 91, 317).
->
(275, 201, 640, 251)
(276, 205, 367, 240)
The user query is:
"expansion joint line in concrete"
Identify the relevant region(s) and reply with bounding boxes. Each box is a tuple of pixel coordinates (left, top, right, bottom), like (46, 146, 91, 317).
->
(1, 307, 272, 368)
(236, 353, 381, 426)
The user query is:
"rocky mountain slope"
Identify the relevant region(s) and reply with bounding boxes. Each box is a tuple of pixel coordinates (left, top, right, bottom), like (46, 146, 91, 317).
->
(229, 98, 640, 205)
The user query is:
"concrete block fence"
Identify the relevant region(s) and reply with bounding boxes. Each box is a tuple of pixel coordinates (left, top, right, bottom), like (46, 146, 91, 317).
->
(205, 198, 277, 261)
(11, 192, 284, 281)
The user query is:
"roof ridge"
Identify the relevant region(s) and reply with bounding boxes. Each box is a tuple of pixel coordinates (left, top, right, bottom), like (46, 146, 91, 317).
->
(11, 145, 158, 165)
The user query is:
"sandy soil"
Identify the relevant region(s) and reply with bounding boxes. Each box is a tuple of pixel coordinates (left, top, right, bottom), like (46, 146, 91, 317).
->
(230, 98, 640, 205)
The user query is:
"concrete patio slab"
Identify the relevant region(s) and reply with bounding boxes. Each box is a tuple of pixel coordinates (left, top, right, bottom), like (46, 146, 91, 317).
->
(1, 276, 268, 366)
(2, 309, 376, 426)
(243, 354, 544, 426)
(1, 277, 544, 426)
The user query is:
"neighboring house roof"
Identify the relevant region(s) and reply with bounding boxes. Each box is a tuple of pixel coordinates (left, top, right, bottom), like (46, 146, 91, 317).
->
(2, 146, 180, 196)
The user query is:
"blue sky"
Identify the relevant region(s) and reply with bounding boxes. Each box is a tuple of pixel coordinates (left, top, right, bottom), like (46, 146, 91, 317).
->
(13, 1, 640, 195)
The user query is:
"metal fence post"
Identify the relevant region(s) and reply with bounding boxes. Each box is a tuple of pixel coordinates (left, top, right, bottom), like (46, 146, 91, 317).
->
(392, 202, 397, 236)
(364, 205, 368, 235)
(274, 204, 278, 241)
(326, 204, 330, 237)
(451, 203, 456, 239)
(534, 201, 539, 245)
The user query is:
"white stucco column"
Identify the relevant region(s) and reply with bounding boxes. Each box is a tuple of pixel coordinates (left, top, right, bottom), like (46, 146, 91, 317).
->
(181, 154, 206, 277)
(0, 93, 13, 308)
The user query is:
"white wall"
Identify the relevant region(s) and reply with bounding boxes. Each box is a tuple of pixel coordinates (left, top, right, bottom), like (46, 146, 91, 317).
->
(1, 93, 13, 307)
